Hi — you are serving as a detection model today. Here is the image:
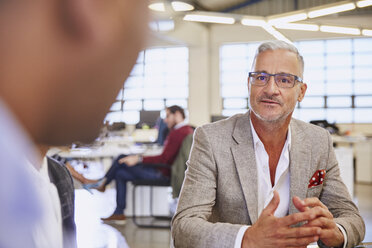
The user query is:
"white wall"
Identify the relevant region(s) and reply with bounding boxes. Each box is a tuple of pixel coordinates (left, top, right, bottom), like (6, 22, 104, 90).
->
(147, 21, 211, 127)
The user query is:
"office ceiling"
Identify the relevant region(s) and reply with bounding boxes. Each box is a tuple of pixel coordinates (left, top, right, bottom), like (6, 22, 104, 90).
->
(193, 0, 372, 15)
(148, 0, 372, 45)
(188, 0, 372, 28)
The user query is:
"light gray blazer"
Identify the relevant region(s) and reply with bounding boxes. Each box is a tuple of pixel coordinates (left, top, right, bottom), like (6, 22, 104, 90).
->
(172, 112, 365, 248)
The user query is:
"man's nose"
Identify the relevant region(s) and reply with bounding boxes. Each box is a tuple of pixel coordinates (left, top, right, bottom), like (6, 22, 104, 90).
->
(264, 76, 280, 94)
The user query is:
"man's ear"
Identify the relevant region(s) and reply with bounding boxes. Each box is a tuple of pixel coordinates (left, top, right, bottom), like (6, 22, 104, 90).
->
(247, 77, 251, 94)
(57, 0, 96, 41)
(297, 83, 307, 102)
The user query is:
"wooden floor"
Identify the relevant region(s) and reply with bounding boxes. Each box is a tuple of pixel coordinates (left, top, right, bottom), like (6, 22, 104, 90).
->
(75, 183, 372, 248)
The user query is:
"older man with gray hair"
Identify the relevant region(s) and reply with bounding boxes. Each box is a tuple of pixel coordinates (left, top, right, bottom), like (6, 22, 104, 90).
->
(172, 40, 365, 248)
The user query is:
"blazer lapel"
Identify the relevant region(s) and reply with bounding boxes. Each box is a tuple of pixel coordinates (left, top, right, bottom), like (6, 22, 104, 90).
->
(231, 113, 259, 224)
(289, 120, 312, 214)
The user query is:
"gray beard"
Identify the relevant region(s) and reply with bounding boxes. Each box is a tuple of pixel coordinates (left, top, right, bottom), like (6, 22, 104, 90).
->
(248, 104, 293, 124)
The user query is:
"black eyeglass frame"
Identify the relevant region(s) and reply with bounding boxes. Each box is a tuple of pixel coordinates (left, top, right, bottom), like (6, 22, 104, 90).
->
(248, 72, 303, 88)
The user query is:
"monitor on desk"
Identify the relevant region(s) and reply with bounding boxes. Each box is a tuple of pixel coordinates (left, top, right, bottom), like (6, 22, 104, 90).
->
(310, 120, 339, 135)
(136, 110, 161, 129)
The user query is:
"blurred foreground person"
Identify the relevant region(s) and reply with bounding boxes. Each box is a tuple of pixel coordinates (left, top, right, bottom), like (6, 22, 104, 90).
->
(0, 0, 148, 247)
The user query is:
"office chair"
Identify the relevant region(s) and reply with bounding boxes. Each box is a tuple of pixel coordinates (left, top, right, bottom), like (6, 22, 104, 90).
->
(131, 163, 171, 228)
(131, 133, 194, 228)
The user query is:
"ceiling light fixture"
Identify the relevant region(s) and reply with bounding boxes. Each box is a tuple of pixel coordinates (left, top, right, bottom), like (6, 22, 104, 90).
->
(308, 2, 356, 18)
(320, 25, 361, 35)
(274, 23, 319, 31)
(357, 0, 372, 8)
(148, 2, 165, 12)
(262, 24, 292, 44)
(241, 18, 266, 27)
(362, 29, 372, 36)
(171, 1, 194, 11)
(184, 14, 235, 24)
(268, 13, 308, 24)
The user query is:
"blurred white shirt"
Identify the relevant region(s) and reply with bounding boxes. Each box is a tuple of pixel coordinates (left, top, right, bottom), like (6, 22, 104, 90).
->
(0, 99, 62, 248)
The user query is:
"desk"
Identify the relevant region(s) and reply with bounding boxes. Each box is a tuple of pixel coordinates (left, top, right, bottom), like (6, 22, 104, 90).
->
(334, 147, 354, 197)
(58, 142, 169, 217)
(58, 141, 162, 171)
(332, 135, 372, 184)
(354, 139, 372, 183)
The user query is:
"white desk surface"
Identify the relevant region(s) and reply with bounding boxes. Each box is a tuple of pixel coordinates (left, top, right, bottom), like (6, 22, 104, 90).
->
(58, 143, 162, 160)
(332, 135, 367, 144)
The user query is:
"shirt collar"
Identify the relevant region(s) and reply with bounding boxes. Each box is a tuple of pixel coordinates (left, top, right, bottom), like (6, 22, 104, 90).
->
(174, 121, 187, 130)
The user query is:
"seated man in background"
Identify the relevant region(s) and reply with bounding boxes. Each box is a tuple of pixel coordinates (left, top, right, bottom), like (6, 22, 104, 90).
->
(172, 41, 365, 248)
(93, 105, 194, 223)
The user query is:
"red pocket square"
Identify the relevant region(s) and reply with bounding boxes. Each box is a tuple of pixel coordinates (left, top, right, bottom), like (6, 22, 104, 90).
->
(308, 169, 326, 188)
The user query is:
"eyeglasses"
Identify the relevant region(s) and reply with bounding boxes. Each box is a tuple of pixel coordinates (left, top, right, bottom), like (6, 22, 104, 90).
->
(248, 72, 303, 88)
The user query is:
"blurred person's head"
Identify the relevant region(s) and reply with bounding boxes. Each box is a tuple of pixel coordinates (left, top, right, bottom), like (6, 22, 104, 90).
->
(0, 0, 148, 145)
(164, 105, 185, 129)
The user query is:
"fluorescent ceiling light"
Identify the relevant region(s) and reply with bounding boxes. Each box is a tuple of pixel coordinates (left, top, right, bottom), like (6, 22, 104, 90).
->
(149, 2, 165, 12)
(308, 3, 355, 18)
(268, 13, 307, 24)
(357, 0, 372, 8)
(241, 18, 266, 27)
(184, 14, 235, 24)
(320, 25, 361, 35)
(362, 29, 372, 36)
(274, 23, 319, 31)
(172, 1, 194, 11)
(262, 25, 292, 44)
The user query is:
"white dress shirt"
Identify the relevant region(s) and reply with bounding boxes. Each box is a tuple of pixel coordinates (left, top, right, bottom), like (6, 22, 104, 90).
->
(28, 158, 63, 248)
(0, 99, 63, 248)
(234, 118, 347, 248)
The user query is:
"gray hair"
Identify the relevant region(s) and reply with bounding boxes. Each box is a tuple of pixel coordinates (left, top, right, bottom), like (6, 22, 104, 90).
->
(252, 40, 304, 76)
